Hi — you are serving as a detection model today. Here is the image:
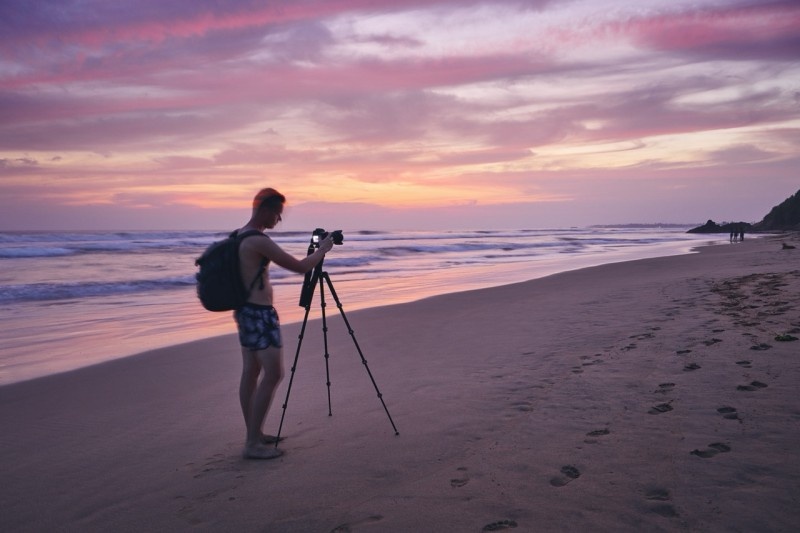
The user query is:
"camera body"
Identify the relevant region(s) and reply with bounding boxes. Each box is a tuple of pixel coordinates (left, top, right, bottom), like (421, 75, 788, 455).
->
(300, 228, 344, 307)
(311, 228, 344, 246)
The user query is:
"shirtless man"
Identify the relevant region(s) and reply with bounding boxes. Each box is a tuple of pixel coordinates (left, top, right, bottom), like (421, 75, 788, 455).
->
(234, 188, 334, 459)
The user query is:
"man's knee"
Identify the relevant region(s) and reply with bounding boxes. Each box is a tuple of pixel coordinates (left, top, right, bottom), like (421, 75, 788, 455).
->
(265, 362, 284, 385)
(256, 348, 283, 380)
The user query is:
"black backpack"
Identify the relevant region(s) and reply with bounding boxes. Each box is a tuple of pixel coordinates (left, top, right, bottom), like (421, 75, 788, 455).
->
(195, 230, 264, 312)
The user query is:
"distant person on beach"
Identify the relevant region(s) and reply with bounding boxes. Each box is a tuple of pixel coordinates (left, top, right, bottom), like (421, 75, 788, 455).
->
(234, 188, 334, 460)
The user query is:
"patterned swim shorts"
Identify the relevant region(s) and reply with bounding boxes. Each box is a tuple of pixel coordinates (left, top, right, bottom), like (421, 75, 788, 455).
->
(234, 304, 282, 350)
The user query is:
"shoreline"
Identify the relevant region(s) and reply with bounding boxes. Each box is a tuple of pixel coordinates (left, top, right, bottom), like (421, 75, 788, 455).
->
(1, 233, 728, 387)
(2, 234, 799, 531)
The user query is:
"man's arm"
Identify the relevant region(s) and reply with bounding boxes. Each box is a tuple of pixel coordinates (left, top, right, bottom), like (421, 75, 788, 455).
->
(253, 235, 333, 274)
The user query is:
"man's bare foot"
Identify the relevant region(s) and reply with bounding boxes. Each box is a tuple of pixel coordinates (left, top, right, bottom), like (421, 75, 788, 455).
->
(243, 444, 284, 460)
(260, 434, 285, 445)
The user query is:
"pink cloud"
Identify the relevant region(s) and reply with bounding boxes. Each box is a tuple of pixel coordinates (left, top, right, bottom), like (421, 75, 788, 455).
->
(622, 1, 800, 60)
(0, 48, 559, 151)
(3, 0, 552, 50)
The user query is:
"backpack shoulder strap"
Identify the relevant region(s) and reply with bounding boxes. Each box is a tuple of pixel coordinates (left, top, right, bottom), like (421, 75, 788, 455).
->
(233, 229, 268, 293)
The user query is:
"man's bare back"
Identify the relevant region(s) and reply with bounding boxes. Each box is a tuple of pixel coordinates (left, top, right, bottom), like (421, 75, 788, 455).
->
(238, 232, 275, 306)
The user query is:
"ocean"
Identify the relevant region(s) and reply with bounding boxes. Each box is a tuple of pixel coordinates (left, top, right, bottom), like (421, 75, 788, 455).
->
(0, 227, 725, 385)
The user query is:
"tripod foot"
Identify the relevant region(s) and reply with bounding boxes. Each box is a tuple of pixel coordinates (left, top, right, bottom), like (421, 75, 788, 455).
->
(260, 434, 286, 445)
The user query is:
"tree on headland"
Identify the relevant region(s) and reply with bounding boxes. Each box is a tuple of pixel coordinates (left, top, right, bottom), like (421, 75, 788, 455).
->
(688, 188, 800, 233)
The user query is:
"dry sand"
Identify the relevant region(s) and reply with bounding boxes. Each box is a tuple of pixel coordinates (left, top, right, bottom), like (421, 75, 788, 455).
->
(2, 234, 799, 532)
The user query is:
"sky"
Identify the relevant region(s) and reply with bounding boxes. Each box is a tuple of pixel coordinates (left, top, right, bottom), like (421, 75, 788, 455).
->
(1, 0, 798, 231)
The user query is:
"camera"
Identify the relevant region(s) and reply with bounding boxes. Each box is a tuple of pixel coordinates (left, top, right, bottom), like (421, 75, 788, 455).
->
(311, 228, 344, 246)
(300, 228, 343, 307)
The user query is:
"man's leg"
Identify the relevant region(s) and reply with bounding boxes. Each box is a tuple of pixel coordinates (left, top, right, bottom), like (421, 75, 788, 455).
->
(239, 348, 261, 431)
(242, 346, 284, 459)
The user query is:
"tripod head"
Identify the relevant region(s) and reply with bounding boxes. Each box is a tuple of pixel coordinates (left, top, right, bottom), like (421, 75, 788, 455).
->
(299, 228, 343, 307)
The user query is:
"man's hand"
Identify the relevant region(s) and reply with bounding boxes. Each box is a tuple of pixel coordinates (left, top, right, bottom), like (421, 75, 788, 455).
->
(318, 236, 334, 253)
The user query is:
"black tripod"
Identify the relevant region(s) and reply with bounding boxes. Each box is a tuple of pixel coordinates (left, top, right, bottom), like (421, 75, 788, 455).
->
(274, 251, 399, 445)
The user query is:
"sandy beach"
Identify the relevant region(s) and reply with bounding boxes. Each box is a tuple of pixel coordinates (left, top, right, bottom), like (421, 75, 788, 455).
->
(1, 234, 798, 532)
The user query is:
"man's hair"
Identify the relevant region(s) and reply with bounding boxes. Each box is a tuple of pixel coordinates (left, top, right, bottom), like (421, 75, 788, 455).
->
(252, 188, 286, 213)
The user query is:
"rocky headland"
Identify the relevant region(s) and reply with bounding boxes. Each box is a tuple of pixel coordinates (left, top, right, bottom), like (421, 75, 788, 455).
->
(688, 188, 800, 234)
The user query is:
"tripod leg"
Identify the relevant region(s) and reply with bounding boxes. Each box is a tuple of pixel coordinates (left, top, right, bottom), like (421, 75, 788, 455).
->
(321, 273, 400, 435)
(274, 298, 314, 446)
(318, 274, 333, 416)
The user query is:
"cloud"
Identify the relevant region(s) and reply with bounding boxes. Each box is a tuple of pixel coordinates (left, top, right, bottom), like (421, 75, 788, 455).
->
(709, 144, 777, 164)
(0, 157, 38, 169)
(624, 0, 800, 61)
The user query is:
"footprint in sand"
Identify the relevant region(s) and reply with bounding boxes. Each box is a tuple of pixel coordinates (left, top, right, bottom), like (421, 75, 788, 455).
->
(648, 402, 674, 415)
(690, 442, 731, 458)
(750, 343, 772, 351)
(717, 406, 740, 420)
(644, 487, 679, 518)
(482, 519, 518, 531)
(737, 381, 768, 391)
(655, 383, 675, 393)
(188, 453, 237, 479)
(676, 349, 692, 355)
(702, 338, 723, 346)
(550, 465, 581, 487)
(573, 355, 604, 373)
(645, 488, 671, 501)
(511, 401, 534, 412)
(584, 428, 610, 443)
(330, 515, 384, 532)
(450, 466, 469, 488)
(735, 360, 753, 368)
(683, 363, 701, 371)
